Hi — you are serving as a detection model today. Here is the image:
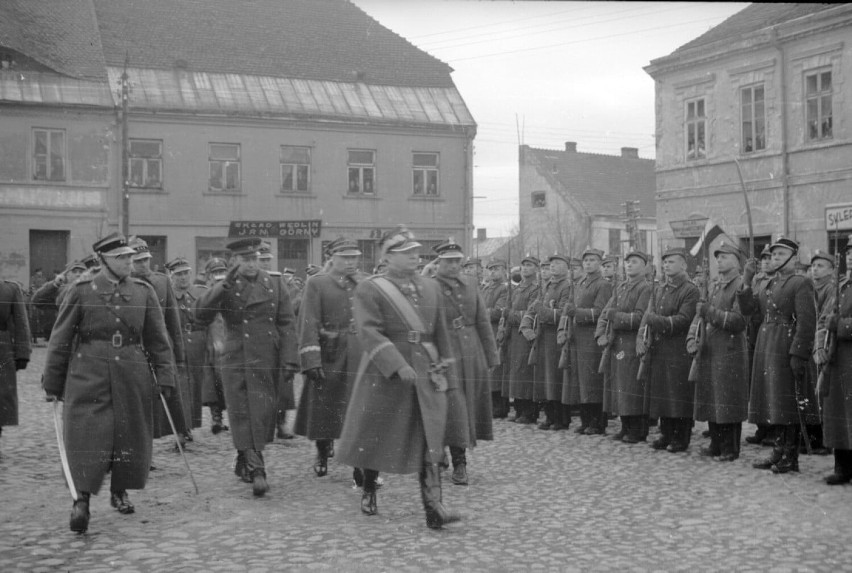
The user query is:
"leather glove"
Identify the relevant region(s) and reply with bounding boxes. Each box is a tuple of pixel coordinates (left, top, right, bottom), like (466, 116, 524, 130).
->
(813, 348, 828, 368)
(395, 365, 417, 383)
(305, 367, 326, 386)
(790, 355, 807, 379)
(521, 328, 536, 342)
(159, 385, 174, 400)
(743, 258, 757, 286)
(223, 265, 241, 288)
(596, 335, 608, 347)
(563, 304, 576, 318)
(645, 312, 667, 332)
(556, 330, 566, 346)
(15, 358, 28, 371)
(826, 314, 839, 332)
(686, 338, 698, 356)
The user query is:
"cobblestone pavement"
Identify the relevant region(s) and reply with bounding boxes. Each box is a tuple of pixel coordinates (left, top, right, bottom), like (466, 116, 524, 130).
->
(1, 347, 851, 572)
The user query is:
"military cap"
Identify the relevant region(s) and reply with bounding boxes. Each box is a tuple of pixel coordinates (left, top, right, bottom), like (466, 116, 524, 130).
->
(205, 257, 228, 274)
(462, 257, 481, 268)
(379, 225, 421, 256)
(810, 249, 834, 266)
(602, 255, 618, 266)
(487, 258, 507, 269)
(713, 241, 745, 263)
(769, 236, 799, 254)
(81, 254, 100, 269)
(258, 241, 273, 259)
(760, 244, 772, 259)
(127, 236, 152, 261)
(227, 237, 263, 256)
(433, 238, 464, 259)
(547, 252, 570, 264)
(521, 253, 540, 266)
(64, 260, 87, 272)
(93, 232, 135, 257)
(581, 246, 605, 260)
(624, 250, 649, 264)
(661, 246, 689, 261)
(165, 257, 192, 274)
(540, 260, 551, 268)
(282, 267, 296, 276)
(305, 264, 322, 276)
(846, 234, 852, 252)
(329, 239, 362, 256)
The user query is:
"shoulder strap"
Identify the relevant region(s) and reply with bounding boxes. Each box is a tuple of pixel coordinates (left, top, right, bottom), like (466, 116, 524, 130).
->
(372, 277, 426, 332)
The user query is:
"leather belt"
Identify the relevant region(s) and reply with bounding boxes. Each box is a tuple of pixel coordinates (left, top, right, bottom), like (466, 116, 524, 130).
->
(763, 316, 794, 325)
(80, 334, 140, 348)
(407, 331, 434, 344)
(451, 316, 472, 329)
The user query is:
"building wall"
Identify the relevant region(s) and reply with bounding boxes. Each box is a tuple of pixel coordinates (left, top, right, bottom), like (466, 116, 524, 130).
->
(651, 18, 852, 260)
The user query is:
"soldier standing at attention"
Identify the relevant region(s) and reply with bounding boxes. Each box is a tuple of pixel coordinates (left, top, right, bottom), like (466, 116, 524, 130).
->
(166, 257, 208, 434)
(806, 249, 837, 455)
(639, 247, 699, 453)
(0, 273, 31, 451)
(688, 243, 749, 461)
(43, 233, 176, 533)
(482, 259, 509, 418)
(336, 226, 461, 529)
(432, 239, 499, 486)
(195, 238, 299, 496)
(200, 258, 229, 435)
(601, 255, 617, 282)
(507, 255, 541, 424)
(295, 239, 366, 480)
(741, 237, 816, 474)
(745, 245, 775, 446)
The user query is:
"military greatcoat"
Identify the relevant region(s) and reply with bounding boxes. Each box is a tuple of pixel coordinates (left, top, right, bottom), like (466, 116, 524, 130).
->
(482, 280, 508, 395)
(563, 270, 612, 405)
(174, 284, 209, 429)
(295, 270, 365, 440)
(641, 272, 699, 419)
(595, 277, 651, 416)
(336, 272, 460, 474)
(42, 272, 176, 494)
(688, 274, 749, 423)
(0, 280, 31, 427)
(435, 272, 499, 445)
(525, 274, 573, 402)
(819, 277, 852, 448)
(194, 270, 298, 451)
(506, 279, 540, 400)
(738, 265, 816, 425)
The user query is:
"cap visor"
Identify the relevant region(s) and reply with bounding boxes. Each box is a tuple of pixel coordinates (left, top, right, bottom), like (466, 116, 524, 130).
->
(104, 246, 137, 257)
(389, 241, 422, 253)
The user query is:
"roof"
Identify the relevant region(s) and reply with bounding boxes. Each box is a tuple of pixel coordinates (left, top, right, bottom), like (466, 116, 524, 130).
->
(524, 146, 656, 218)
(672, 3, 840, 54)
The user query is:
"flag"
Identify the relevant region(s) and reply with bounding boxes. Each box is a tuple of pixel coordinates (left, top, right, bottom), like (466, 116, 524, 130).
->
(689, 220, 728, 258)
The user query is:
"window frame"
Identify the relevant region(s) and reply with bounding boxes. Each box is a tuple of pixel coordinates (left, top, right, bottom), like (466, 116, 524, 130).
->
(347, 149, 376, 196)
(32, 127, 66, 182)
(208, 142, 241, 193)
(805, 68, 833, 142)
(740, 84, 766, 154)
(128, 138, 164, 189)
(412, 152, 440, 196)
(684, 97, 706, 161)
(531, 191, 547, 208)
(280, 145, 311, 193)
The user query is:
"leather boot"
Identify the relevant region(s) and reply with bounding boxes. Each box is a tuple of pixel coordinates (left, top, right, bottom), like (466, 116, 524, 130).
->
(652, 418, 672, 450)
(772, 426, 800, 474)
(574, 404, 589, 434)
(234, 450, 251, 483)
(419, 464, 461, 530)
(538, 402, 555, 430)
(69, 492, 91, 533)
(718, 423, 741, 462)
(745, 423, 768, 445)
(825, 449, 852, 485)
(210, 405, 228, 434)
(246, 449, 269, 496)
(612, 416, 627, 441)
(584, 404, 604, 435)
(314, 440, 331, 477)
(753, 425, 784, 469)
(449, 446, 468, 485)
(361, 469, 379, 515)
(700, 422, 721, 457)
(110, 490, 135, 514)
(667, 418, 689, 453)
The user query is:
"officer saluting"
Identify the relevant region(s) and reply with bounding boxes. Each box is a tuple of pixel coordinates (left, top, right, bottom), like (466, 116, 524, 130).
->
(42, 232, 177, 533)
(194, 237, 299, 497)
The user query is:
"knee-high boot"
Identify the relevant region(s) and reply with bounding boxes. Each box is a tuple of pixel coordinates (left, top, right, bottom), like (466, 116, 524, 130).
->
(245, 449, 268, 496)
(825, 449, 852, 485)
(361, 469, 379, 515)
(449, 446, 468, 485)
(753, 424, 784, 469)
(419, 463, 461, 530)
(772, 425, 800, 474)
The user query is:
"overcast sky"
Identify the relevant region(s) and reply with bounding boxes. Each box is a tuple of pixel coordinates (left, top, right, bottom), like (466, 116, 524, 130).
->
(352, 0, 749, 237)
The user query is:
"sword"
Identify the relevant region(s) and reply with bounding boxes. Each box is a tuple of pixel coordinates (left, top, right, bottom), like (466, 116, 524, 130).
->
(159, 390, 199, 495)
(52, 401, 78, 502)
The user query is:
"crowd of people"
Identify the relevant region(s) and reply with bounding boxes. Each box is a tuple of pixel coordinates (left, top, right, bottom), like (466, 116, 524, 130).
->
(0, 226, 850, 536)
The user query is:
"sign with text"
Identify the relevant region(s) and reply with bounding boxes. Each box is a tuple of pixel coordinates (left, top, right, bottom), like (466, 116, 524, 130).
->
(228, 220, 322, 238)
(826, 204, 852, 231)
(669, 218, 708, 238)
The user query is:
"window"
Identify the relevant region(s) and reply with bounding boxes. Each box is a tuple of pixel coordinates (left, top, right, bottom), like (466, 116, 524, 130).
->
(348, 150, 375, 195)
(741, 85, 765, 153)
(412, 152, 439, 196)
(209, 143, 240, 192)
(805, 69, 832, 141)
(33, 128, 65, 181)
(531, 191, 546, 208)
(129, 139, 163, 188)
(685, 98, 706, 160)
(280, 146, 310, 193)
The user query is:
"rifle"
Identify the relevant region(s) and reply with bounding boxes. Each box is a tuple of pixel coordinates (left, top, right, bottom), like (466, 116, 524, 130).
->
(688, 251, 710, 383)
(496, 245, 512, 350)
(636, 265, 657, 381)
(598, 264, 622, 375)
(817, 222, 843, 398)
(558, 258, 576, 369)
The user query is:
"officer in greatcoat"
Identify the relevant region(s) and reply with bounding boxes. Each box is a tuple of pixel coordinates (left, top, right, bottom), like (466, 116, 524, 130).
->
(194, 237, 299, 497)
(0, 276, 31, 448)
(42, 233, 176, 533)
(739, 237, 816, 474)
(562, 247, 612, 435)
(295, 238, 366, 479)
(687, 242, 750, 461)
(815, 237, 852, 484)
(336, 226, 462, 529)
(745, 245, 776, 446)
(806, 249, 836, 455)
(31, 260, 86, 311)
(595, 250, 652, 443)
(432, 239, 499, 486)
(506, 255, 541, 424)
(482, 259, 509, 418)
(638, 247, 699, 452)
(200, 258, 229, 435)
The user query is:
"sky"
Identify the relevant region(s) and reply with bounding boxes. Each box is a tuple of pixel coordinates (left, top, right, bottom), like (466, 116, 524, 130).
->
(352, 0, 749, 238)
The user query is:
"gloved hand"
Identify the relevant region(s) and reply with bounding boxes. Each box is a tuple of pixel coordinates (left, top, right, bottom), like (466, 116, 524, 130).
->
(159, 385, 174, 400)
(521, 328, 536, 342)
(686, 338, 698, 356)
(54, 273, 67, 287)
(530, 301, 545, 315)
(813, 347, 828, 368)
(743, 258, 757, 286)
(395, 365, 417, 383)
(605, 308, 618, 323)
(645, 312, 667, 332)
(563, 304, 576, 318)
(826, 314, 839, 332)
(15, 358, 28, 371)
(596, 335, 608, 347)
(223, 265, 241, 288)
(305, 367, 326, 386)
(790, 355, 807, 379)
(556, 330, 566, 346)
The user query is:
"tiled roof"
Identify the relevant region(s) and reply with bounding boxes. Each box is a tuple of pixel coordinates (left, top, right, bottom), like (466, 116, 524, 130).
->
(525, 146, 656, 218)
(672, 3, 840, 54)
(92, 0, 456, 88)
(0, 0, 106, 80)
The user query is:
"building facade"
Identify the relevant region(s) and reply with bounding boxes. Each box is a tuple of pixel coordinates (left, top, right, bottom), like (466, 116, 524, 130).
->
(645, 3, 852, 271)
(0, 0, 476, 283)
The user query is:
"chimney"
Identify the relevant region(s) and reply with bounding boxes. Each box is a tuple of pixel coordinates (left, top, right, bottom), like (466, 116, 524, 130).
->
(564, 141, 577, 153)
(621, 147, 639, 158)
(476, 228, 487, 241)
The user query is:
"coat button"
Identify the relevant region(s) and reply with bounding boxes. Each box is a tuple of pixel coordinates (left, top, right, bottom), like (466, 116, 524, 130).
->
(244, 333, 250, 338)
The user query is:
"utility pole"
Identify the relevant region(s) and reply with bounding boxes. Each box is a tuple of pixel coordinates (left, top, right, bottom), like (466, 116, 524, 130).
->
(120, 55, 130, 236)
(622, 200, 641, 251)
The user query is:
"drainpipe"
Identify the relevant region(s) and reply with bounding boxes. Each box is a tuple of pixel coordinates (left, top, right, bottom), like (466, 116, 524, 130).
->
(463, 129, 474, 253)
(773, 27, 790, 236)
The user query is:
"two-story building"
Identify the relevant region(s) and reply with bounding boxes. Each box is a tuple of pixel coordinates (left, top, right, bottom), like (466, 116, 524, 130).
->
(0, 0, 476, 283)
(645, 3, 852, 272)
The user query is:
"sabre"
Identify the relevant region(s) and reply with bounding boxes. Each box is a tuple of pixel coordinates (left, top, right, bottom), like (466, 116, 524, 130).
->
(733, 159, 754, 258)
(159, 390, 199, 495)
(52, 400, 78, 502)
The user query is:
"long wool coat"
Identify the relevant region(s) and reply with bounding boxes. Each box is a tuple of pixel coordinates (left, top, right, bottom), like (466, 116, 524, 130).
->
(688, 274, 750, 423)
(42, 272, 176, 494)
(435, 272, 499, 445)
(595, 277, 651, 416)
(174, 284, 209, 429)
(0, 280, 31, 427)
(641, 272, 699, 419)
(336, 272, 460, 474)
(739, 266, 816, 425)
(506, 280, 540, 400)
(294, 271, 365, 440)
(194, 270, 298, 451)
(562, 270, 611, 405)
(819, 277, 852, 448)
(526, 274, 573, 402)
(482, 280, 508, 395)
